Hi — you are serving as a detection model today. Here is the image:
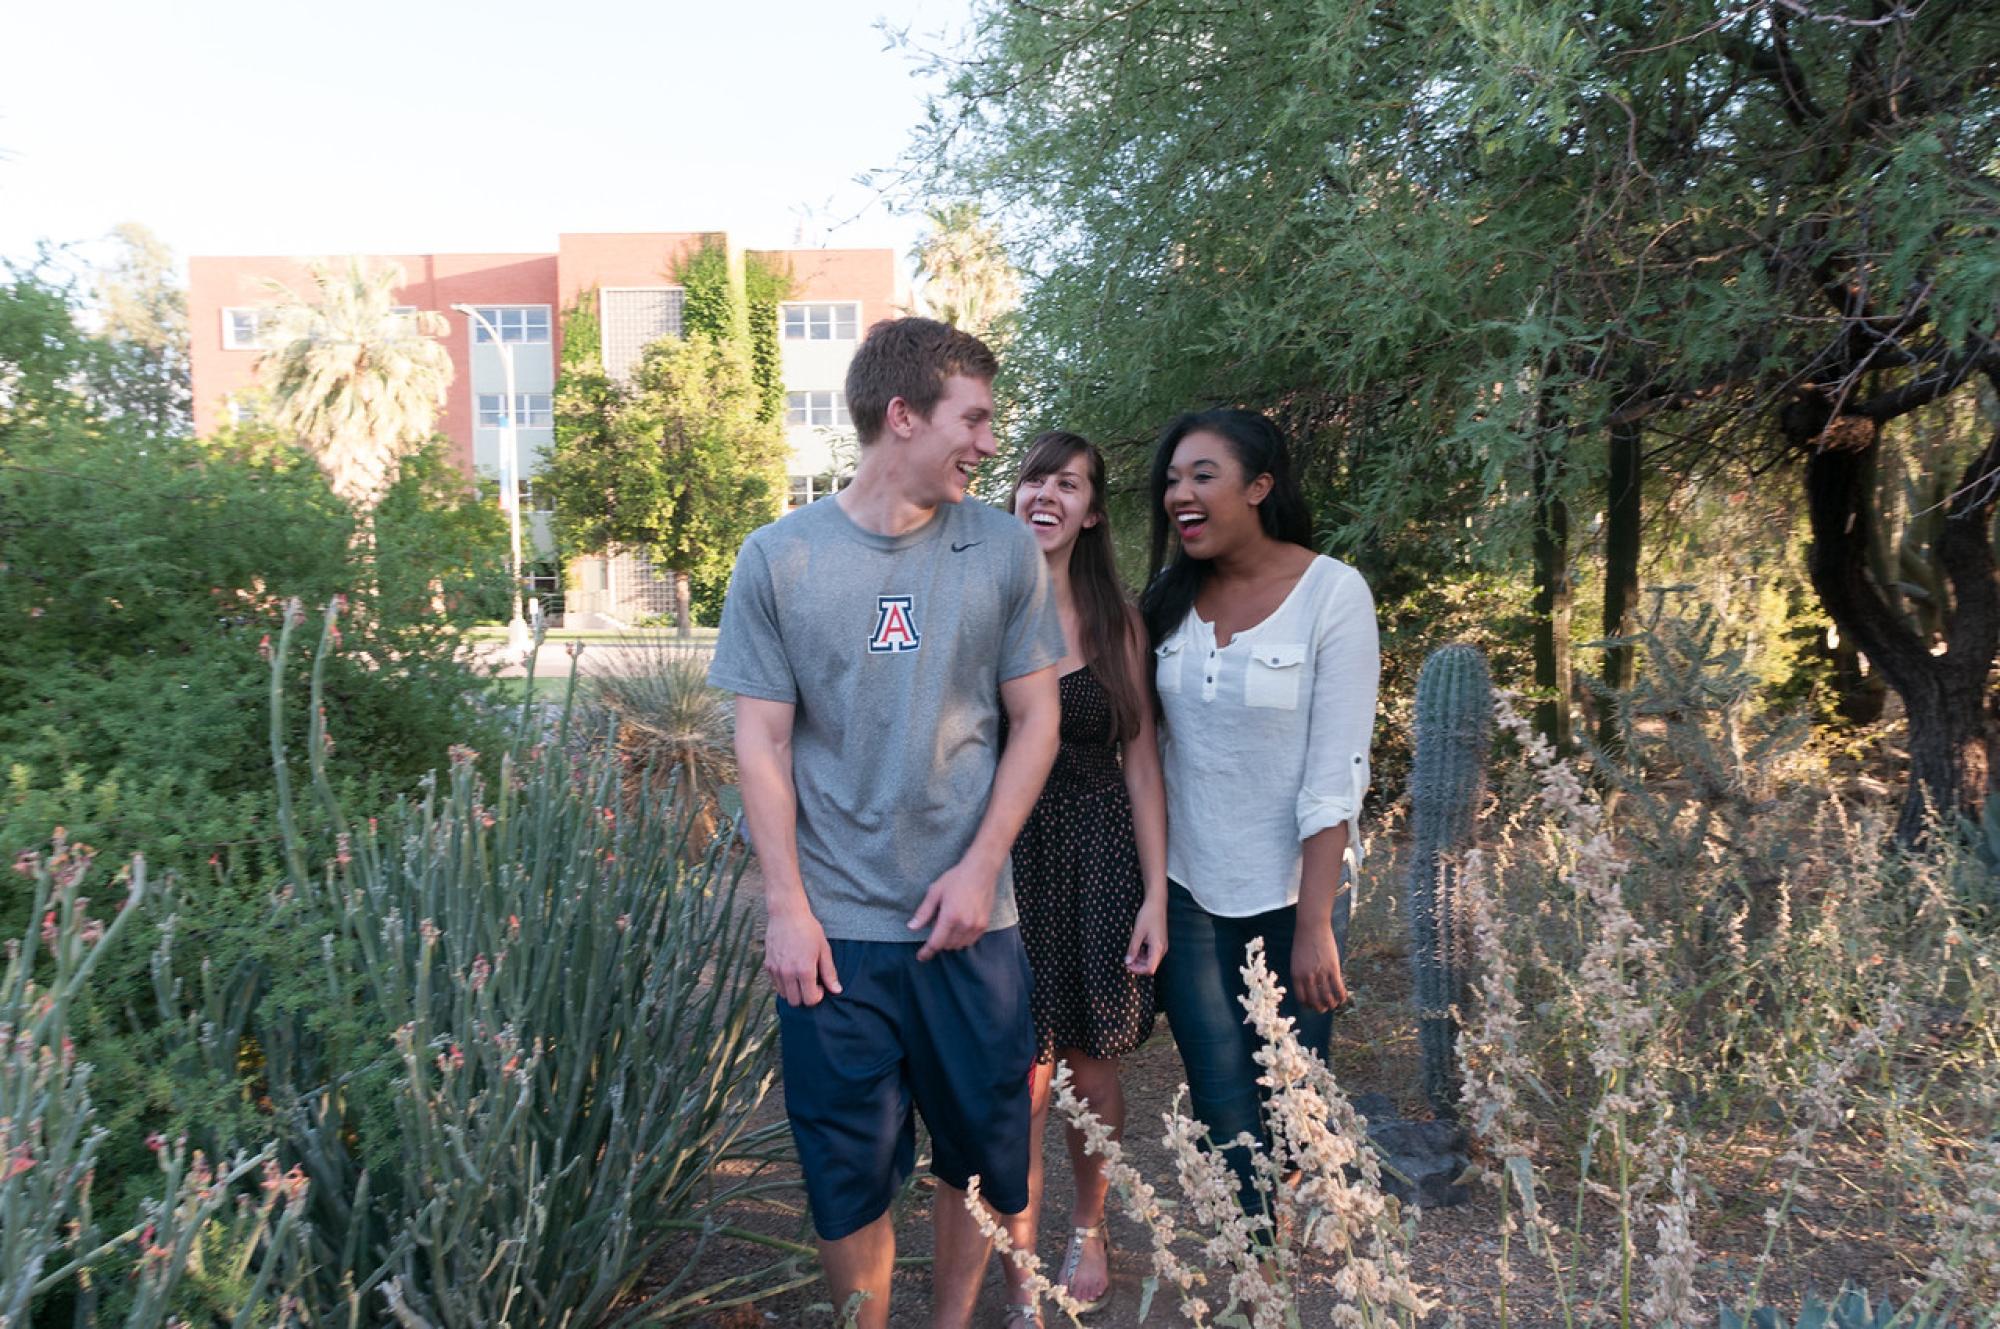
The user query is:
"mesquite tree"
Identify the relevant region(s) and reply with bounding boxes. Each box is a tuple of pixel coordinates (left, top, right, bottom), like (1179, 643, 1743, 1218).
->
(906, 0, 1999, 839)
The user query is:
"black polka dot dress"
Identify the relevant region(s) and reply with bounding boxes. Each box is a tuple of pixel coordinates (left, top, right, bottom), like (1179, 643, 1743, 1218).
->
(1011, 667, 1157, 1063)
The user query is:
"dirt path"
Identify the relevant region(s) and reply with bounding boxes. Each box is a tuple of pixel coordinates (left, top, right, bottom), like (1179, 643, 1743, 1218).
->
(646, 871, 1939, 1327)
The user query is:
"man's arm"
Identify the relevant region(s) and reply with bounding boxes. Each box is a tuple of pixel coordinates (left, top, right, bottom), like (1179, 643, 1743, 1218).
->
(735, 695, 841, 1006)
(908, 664, 1061, 961)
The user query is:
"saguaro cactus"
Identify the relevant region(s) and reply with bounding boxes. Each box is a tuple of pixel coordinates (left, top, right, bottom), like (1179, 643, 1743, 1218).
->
(1407, 643, 1491, 1119)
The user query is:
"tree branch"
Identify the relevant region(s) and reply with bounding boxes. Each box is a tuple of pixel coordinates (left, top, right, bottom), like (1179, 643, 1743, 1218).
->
(1852, 344, 1997, 422)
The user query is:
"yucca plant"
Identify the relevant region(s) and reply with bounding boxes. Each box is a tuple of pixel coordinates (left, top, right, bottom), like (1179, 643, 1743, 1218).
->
(3, 840, 311, 1328)
(581, 636, 737, 859)
(251, 601, 775, 1327)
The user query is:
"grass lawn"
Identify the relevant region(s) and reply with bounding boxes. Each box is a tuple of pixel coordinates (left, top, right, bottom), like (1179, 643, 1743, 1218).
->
(481, 675, 582, 705)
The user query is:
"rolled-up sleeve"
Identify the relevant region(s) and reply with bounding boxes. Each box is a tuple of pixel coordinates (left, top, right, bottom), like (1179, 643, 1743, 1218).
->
(1295, 566, 1380, 851)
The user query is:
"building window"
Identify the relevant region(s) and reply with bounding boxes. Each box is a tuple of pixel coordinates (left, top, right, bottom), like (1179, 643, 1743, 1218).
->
(476, 393, 554, 428)
(781, 302, 859, 341)
(221, 307, 267, 350)
(786, 390, 851, 428)
(470, 306, 551, 344)
(227, 397, 259, 426)
(600, 287, 686, 382)
(787, 473, 852, 510)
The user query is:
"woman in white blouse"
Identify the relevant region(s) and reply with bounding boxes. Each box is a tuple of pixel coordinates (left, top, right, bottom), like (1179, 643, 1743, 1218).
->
(1140, 408, 1380, 1221)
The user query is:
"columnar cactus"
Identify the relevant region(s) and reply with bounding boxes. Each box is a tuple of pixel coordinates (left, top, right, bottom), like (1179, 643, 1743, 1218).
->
(1406, 643, 1491, 1119)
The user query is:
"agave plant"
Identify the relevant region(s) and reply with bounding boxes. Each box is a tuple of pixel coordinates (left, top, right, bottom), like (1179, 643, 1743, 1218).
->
(581, 635, 737, 858)
(1719, 1285, 1957, 1329)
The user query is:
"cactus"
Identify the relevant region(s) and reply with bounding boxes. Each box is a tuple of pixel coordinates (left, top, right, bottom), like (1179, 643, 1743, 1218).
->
(1406, 643, 1492, 1120)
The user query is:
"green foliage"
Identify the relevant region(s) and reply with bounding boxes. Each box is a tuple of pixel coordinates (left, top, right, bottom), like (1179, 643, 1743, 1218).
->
(674, 236, 740, 345)
(552, 270, 785, 627)
(2, 842, 312, 1328)
(742, 252, 793, 426)
(1718, 1286, 1954, 1329)
(371, 436, 514, 625)
(1407, 644, 1491, 1118)
(553, 290, 617, 475)
(91, 222, 191, 439)
(907, 0, 2000, 827)
(582, 639, 737, 856)
(14, 607, 780, 1327)
(0, 258, 124, 437)
(0, 426, 503, 909)
(547, 331, 785, 600)
(175, 608, 774, 1326)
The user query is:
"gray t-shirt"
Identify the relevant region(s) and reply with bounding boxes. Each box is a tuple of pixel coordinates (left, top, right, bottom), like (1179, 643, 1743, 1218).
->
(709, 495, 1065, 942)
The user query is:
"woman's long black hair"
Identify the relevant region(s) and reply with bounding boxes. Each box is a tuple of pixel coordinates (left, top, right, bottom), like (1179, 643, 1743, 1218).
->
(1140, 408, 1312, 648)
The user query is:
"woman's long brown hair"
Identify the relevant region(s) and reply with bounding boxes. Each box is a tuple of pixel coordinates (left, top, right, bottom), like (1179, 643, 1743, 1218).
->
(1010, 431, 1145, 743)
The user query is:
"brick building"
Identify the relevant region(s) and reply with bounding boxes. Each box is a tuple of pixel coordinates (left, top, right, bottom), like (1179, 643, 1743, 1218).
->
(187, 232, 901, 623)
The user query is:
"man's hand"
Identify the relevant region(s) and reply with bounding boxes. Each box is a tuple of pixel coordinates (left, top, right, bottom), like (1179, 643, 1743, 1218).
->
(766, 901, 841, 1007)
(908, 857, 998, 961)
(1291, 919, 1349, 1013)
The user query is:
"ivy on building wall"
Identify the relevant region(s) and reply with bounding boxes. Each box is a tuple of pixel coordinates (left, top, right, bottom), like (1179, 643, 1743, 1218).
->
(553, 290, 614, 465)
(674, 238, 742, 345)
(743, 253, 793, 427)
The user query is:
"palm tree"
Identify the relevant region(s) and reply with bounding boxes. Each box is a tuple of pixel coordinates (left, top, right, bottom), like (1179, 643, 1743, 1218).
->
(260, 258, 453, 521)
(910, 202, 1020, 342)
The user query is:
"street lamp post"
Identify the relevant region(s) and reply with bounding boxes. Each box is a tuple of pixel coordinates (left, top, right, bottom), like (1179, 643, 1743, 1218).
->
(451, 304, 531, 659)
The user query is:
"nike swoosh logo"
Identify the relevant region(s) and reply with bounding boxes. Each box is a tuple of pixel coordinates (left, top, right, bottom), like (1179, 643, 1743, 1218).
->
(950, 541, 983, 552)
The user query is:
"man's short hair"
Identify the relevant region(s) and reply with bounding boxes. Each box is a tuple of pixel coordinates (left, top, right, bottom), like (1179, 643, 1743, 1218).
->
(845, 317, 1000, 446)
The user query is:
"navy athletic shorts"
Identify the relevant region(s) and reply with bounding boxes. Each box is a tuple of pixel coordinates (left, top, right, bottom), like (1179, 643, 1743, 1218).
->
(775, 927, 1036, 1241)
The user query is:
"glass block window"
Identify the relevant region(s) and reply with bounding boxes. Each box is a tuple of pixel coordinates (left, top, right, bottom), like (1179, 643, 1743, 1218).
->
(786, 390, 851, 428)
(221, 307, 267, 349)
(601, 287, 686, 381)
(476, 393, 554, 428)
(781, 302, 859, 341)
(470, 306, 550, 344)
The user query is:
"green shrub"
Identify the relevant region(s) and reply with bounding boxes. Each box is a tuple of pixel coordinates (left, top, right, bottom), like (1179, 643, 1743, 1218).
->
(1, 839, 311, 1328)
(141, 606, 777, 1325)
(0, 426, 504, 929)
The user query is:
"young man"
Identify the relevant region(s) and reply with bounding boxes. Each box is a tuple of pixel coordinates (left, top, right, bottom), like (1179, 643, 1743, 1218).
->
(708, 317, 1064, 1329)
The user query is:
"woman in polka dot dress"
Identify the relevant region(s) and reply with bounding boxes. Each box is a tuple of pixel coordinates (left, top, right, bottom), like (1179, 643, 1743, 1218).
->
(998, 431, 1167, 1326)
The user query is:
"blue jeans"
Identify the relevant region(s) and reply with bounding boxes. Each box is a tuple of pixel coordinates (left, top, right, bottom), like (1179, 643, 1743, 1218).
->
(1157, 879, 1351, 1221)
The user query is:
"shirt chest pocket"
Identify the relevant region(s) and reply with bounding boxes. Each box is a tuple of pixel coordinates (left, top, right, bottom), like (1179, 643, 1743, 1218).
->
(1245, 643, 1307, 709)
(1155, 637, 1186, 695)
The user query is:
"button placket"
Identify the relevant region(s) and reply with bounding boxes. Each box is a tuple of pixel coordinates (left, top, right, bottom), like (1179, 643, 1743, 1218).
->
(1202, 645, 1218, 699)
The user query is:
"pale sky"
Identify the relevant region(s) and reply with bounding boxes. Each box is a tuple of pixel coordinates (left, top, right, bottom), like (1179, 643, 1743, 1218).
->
(0, 0, 974, 275)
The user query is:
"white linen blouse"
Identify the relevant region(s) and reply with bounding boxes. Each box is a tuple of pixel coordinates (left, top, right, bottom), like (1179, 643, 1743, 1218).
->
(1154, 555, 1379, 917)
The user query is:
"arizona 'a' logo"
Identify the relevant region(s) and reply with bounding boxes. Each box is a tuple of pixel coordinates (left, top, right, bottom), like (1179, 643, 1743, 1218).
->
(868, 595, 921, 654)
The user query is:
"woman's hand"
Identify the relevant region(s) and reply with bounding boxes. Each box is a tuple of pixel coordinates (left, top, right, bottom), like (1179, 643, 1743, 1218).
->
(1291, 918, 1348, 1013)
(1125, 896, 1168, 975)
